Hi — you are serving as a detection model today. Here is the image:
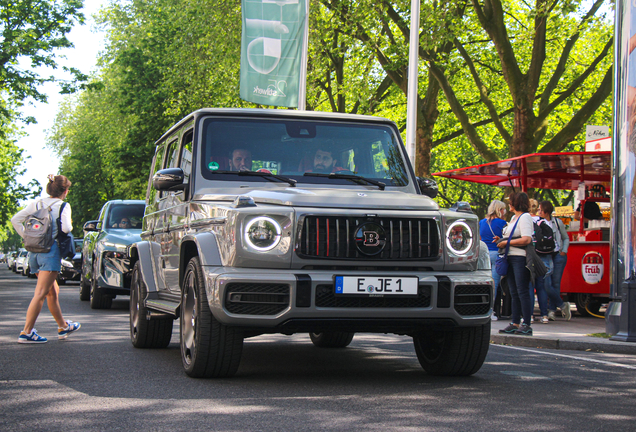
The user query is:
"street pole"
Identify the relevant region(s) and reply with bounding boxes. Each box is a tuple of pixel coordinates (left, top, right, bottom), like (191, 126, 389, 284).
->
(405, 0, 420, 168)
(297, 0, 310, 111)
(607, 0, 636, 341)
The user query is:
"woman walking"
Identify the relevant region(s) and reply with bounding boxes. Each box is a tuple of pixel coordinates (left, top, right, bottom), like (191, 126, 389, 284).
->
(479, 200, 507, 320)
(538, 201, 572, 321)
(11, 174, 81, 343)
(496, 192, 535, 336)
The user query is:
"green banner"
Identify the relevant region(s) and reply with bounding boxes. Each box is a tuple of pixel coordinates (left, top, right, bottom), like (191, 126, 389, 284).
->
(240, 0, 307, 108)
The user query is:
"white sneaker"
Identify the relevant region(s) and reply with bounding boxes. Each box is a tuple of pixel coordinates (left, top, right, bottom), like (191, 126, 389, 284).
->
(491, 314, 498, 321)
(560, 302, 572, 321)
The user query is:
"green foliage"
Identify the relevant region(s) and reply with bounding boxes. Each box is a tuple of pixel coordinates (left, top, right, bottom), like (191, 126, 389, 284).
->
(0, 0, 85, 106)
(47, 0, 613, 222)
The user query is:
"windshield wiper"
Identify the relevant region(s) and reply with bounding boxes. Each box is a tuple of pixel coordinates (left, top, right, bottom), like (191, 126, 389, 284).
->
(234, 170, 297, 187)
(304, 172, 385, 190)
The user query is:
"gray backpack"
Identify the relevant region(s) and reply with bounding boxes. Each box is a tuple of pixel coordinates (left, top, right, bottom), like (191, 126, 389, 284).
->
(23, 200, 57, 253)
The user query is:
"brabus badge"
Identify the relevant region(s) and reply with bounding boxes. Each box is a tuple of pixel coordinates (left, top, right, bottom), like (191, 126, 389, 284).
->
(354, 222, 386, 255)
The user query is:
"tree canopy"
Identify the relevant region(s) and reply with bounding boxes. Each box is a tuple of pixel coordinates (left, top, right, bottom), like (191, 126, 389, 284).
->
(0, 0, 84, 237)
(45, 0, 613, 227)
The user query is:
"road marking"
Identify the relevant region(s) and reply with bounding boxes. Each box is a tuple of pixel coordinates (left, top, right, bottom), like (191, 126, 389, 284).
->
(493, 344, 636, 370)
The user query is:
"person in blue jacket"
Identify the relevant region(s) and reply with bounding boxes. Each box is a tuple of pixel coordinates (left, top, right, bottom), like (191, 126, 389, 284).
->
(479, 200, 508, 320)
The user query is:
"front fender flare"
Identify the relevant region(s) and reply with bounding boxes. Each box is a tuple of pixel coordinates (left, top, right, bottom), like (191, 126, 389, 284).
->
(130, 241, 159, 294)
(179, 232, 222, 289)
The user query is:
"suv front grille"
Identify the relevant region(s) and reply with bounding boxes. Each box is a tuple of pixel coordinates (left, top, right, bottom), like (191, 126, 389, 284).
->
(315, 284, 432, 308)
(297, 216, 439, 260)
(454, 285, 491, 316)
(225, 283, 290, 315)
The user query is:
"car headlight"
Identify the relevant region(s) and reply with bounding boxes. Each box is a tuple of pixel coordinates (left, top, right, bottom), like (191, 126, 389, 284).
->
(103, 242, 128, 252)
(61, 259, 74, 268)
(244, 217, 282, 251)
(445, 220, 473, 255)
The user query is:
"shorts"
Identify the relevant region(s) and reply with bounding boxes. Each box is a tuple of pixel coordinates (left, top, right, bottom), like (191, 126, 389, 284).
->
(28, 242, 61, 273)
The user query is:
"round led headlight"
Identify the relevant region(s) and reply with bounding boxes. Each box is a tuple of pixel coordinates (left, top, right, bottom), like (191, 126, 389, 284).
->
(244, 217, 282, 251)
(445, 221, 473, 255)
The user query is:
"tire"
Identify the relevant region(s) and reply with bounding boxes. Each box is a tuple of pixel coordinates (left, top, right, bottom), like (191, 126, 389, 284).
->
(574, 294, 602, 317)
(79, 274, 90, 301)
(309, 332, 355, 348)
(130, 261, 173, 348)
(90, 259, 112, 309)
(180, 256, 243, 378)
(413, 322, 491, 376)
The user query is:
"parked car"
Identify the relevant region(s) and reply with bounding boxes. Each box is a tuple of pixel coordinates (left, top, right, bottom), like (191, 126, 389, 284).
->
(14, 249, 28, 273)
(81, 200, 145, 307)
(22, 252, 36, 278)
(127, 108, 491, 379)
(58, 238, 84, 285)
(6, 251, 17, 269)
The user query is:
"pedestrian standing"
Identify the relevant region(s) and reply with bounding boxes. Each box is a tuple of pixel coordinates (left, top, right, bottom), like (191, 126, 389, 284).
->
(11, 174, 81, 343)
(539, 201, 572, 321)
(496, 192, 535, 336)
(479, 200, 507, 320)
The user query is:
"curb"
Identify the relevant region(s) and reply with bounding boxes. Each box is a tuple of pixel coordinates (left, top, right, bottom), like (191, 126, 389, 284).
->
(490, 334, 636, 355)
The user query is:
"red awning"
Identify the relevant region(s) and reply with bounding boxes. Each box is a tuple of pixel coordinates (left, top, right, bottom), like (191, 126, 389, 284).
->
(432, 151, 612, 192)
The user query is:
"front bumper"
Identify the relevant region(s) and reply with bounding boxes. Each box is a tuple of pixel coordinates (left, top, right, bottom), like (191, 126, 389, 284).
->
(203, 267, 494, 331)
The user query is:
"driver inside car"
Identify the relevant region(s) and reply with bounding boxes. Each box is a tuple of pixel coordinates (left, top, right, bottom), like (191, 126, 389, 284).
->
(112, 217, 132, 228)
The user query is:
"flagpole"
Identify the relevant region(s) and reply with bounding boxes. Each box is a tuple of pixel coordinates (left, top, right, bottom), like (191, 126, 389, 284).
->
(298, 0, 310, 111)
(405, 0, 420, 167)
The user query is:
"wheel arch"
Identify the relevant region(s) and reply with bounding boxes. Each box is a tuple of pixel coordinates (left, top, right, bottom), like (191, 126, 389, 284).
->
(179, 232, 222, 292)
(131, 241, 159, 294)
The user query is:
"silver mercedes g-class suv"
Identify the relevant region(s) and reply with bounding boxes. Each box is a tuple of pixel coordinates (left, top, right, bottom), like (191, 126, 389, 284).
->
(129, 108, 493, 378)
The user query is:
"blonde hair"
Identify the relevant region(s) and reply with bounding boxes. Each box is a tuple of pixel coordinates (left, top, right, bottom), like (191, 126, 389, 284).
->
(529, 198, 539, 215)
(486, 200, 506, 219)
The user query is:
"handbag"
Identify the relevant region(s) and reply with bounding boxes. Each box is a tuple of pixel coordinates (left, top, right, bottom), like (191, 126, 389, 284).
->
(57, 202, 75, 260)
(495, 216, 522, 277)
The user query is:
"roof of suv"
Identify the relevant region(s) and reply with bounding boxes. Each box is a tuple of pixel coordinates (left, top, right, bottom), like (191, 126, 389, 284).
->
(156, 108, 396, 146)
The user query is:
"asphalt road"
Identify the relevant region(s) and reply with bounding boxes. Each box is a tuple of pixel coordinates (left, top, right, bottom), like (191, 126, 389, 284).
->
(1, 267, 635, 432)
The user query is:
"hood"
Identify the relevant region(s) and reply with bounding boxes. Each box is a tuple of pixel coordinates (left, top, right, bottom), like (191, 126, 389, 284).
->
(195, 187, 439, 211)
(103, 229, 143, 244)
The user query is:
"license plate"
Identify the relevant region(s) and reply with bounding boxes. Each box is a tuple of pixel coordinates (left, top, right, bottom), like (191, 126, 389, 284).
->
(334, 276, 419, 296)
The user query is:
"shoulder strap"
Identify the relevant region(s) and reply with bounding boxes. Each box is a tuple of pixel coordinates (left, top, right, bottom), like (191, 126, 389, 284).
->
(486, 219, 496, 236)
(503, 215, 523, 256)
(59, 201, 67, 217)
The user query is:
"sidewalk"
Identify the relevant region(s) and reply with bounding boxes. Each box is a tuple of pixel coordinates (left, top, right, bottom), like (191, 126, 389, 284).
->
(490, 312, 636, 354)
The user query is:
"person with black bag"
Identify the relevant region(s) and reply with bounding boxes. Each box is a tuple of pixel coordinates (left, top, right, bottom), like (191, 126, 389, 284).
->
(10, 174, 81, 344)
(495, 192, 535, 336)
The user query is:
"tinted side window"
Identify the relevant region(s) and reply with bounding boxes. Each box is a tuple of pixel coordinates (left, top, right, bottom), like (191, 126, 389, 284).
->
(181, 130, 193, 184)
(148, 143, 167, 205)
(167, 139, 180, 169)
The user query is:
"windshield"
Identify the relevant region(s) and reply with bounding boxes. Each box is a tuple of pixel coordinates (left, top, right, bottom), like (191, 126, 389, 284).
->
(200, 117, 409, 187)
(107, 204, 145, 229)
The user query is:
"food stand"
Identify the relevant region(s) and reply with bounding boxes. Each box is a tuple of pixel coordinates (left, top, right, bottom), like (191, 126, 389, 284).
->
(432, 151, 611, 316)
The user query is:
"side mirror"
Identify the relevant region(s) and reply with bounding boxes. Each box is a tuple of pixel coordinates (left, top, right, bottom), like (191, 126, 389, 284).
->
(449, 201, 473, 214)
(417, 177, 438, 199)
(153, 168, 187, 192)
(83, 220, 100, 232)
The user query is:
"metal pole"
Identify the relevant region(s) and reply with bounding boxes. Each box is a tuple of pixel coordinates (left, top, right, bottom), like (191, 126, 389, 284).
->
(608, 0, 636, 341)
(297, 0, 310, 111)
(405, 0, 421, 168)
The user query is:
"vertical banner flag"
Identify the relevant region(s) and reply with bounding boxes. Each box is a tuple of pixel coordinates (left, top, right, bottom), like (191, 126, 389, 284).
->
(240, 0, 307, 108)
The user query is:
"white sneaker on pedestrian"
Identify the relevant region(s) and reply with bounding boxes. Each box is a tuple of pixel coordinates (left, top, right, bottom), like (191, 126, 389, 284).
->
(548, 310, 556, 321)
(491, 314, 498, 321)
(560, 302, 572, 321)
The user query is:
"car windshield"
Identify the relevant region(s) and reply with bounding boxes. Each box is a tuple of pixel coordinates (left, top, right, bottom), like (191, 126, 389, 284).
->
(74, 239, 84, 253)
(200, 117, 409, 187)
(107, 204, 145, 229)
